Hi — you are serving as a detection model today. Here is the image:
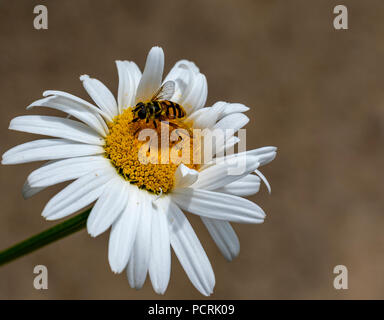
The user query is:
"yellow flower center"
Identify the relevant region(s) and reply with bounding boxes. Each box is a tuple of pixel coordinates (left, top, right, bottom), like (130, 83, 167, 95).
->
(104, 107, 199, 194)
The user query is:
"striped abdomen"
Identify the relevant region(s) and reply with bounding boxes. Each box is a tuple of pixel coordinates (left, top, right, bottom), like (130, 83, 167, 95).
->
(159, 100, 186, 119)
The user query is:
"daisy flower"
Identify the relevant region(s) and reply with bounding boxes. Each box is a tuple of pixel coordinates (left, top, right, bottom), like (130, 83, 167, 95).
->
(1, 47, 276, 296)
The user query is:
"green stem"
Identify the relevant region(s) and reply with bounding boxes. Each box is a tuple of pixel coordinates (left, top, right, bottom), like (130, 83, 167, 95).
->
(0, 209, 91, 267)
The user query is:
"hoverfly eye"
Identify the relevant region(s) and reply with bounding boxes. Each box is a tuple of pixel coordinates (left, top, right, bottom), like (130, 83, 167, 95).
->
(138, 109, 146, 119)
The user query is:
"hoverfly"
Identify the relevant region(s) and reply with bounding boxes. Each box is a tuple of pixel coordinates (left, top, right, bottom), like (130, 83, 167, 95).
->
(132, 80, 186, 129)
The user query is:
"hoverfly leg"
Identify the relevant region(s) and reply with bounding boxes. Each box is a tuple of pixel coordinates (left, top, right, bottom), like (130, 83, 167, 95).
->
(167, 121, 179, 130)
(153, 120, 157, 129)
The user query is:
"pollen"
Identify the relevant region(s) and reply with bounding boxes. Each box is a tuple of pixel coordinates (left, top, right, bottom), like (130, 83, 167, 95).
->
(104, 107, 199, 194)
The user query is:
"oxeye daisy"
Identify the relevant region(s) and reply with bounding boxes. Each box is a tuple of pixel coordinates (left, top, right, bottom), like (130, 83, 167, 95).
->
(1, 46, 276, 296)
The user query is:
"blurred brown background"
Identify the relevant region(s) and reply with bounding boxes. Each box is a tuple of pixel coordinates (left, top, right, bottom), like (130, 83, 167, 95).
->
(1, 0, 384, 299)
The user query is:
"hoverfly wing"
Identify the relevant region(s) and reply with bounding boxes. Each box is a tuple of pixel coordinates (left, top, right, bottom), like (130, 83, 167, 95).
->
(151, 80, 175, 101)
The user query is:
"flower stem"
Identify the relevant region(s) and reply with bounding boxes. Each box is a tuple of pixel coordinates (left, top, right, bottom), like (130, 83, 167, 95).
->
(0, 209, 90, 267)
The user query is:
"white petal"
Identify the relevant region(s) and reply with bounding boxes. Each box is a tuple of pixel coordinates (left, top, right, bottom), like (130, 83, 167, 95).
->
(108, 186, 141, 273)
(201, 146, 277, 170)
(214, 113, 249, 132)
(174, 164, 199, 189)
(135, 47, 164, 103)
(127, 191, 153, 289)
(198, 127, 235, 161)
(9, 116, 104, 145)
(149, 197, 171, 294)
(190, 101, 249, 130)
(3, 139, 64, 158)
(168, 201, 215, 296)
(171, 188, 265, 223)
(42, 167, 115, 220)
(165, 60, 200, 84)
(215, 135, 240, 157)
(27, 156, 110, 188)
(192, 155, 259, 191)
(22, 161, 54, 198)
(128, 61, 142, 83)
(2, 139, 104, 165)
(215, 174, 261, 197)
(22, 180, 45, 199)
(220, 147, 277, 167)
(28, 95, 108, 137)
(217, 102, 249, 120)
(242, 147, 277, 166)
(80, 75, 118, 118)
(258, 150, 277, 166)
(201, 217, 240, 261)
(244, 146, 277, 155)
(182, 74, 207, 115)
(87, 177, 128, 237)
(164, 60, 195, 104)
(116, 61, 141, 112)
(189, 107, 219, 129)
(255, 169, 272, 194)
(164, 60, 207, 114)
(43, 90, 112, 123)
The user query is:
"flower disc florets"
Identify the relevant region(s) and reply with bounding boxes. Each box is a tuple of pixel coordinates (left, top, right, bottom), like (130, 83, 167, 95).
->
(104, 107, 199, 194)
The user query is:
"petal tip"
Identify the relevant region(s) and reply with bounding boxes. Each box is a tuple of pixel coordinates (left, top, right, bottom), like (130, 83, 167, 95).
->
(80, 74, 90, 81)
(150, 45, 163, 52)
(43, 214, 54, 221)
(110, 266, 123, 274)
